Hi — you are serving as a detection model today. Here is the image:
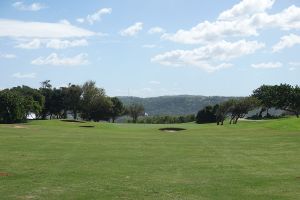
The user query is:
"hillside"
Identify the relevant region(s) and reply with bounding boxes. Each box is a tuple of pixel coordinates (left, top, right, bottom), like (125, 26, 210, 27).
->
(118, 95, 237, 116)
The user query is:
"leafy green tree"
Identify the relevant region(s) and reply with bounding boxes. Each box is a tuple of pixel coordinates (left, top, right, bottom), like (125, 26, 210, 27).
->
(62, 84, 82, 119)
(229, 97, 260, 124)
(196, 105, 217, 124)
(110, 97, 125, 123)
(216, 100, 235, 125)
(273, 84, 300, 118)
(80, 81, 112, 121)
(89, 96, 113, 122)
(10, 85, 45, 118)
(252, 85, 276, 117)
(39, 81, 53, 119)
(126, 103, 145, 123)
(50, 88, 65, 119)
(0, 90, 26, 123)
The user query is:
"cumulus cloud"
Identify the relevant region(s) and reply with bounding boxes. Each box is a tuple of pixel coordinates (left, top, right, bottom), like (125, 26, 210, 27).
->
(88, 8, 112, 24)
(272, 34, 300, 52)
(82, 8, 112, 25)
(148, 27, 165, 34)
(15, 39, 41, 49)
(152, 40, 265, 72)
(0, 19, 95, 38)
(218, 0, 275, 20)
(12, 1, 46, 11)
(16, 39, 88, 49)
(12, 72, 36, 78)
(251, 62, 282, 69)
(0, 53, 16, 59)
(31, 53, 89, 66)
(120, 22, 143, 36)
(162, 0, 300, 44)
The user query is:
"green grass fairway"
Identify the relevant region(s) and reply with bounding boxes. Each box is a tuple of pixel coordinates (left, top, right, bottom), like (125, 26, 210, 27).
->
(0, 118, 300, 199)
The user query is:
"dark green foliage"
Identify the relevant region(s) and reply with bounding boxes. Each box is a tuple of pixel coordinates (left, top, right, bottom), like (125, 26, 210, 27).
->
(228, 97, 260, 124)
(110, 97, 125, 123)
(196, 105, 217, 124)
(136, 114, 195, 124)
(62, 84, 82, 120)
(0, 90, 26, 123)
(253, 85, 276, 117)
(126, 103, 145, 123)
(80, 81, 112, 121)
(10, 85, 45, 118)
(253, 84, 300, 118)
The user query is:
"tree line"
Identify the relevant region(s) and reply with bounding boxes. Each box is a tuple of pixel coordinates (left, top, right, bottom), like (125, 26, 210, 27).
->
(0, 80, 145, 124)
(196, 84, 300, 125)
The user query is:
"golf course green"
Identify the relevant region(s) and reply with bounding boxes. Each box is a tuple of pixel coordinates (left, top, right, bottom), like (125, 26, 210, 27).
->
(0, 118, 299, 199)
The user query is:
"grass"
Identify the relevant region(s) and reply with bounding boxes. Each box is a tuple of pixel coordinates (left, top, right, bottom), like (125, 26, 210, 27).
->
(0, 118, 299, 199)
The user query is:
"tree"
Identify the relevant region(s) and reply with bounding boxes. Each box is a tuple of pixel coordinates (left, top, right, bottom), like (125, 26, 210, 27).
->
(126, 103, 145, 123)
(10, 85, 45, 118)
(196, 105, 217, 124)
(89, 96, 113, 122)
(252, 85, 276, 117)
(273, 84, 300, 118)
(216, 100, 235, 125)
(62, 84, 82, 119)
(0, 90, 26, 123)
(39, 81, 53, 119)
(229, 97, 260, 124)
(110, 97, 125, 123)
(80, 81, 112, 121)
(49, 88, 65, 119)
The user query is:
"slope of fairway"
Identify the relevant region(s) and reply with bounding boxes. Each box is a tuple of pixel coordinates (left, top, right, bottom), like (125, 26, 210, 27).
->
(0, 118, 299, 199)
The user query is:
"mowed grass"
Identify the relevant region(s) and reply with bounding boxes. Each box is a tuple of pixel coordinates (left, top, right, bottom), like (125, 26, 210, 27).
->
(0, 118, 300, 200)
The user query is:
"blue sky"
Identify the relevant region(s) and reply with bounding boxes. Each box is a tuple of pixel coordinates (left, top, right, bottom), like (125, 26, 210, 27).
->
(0, 0, 300, 97)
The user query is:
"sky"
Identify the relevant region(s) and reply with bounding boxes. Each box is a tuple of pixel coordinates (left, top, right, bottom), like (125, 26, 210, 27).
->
(0, 0, 300, 97)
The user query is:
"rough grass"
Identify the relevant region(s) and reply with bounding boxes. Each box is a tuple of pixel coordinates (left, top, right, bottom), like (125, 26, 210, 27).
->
(0, 118, 299, 199)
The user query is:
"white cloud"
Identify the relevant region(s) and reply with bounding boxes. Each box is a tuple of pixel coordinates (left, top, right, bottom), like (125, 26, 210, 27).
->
(120, 22, 143, 36)
(76, 18, 85, 23)
(0, 53, 16, 59)
(46, 39, 88, 49)
(218, 0, 275, 20)
(148, 27, 165, 34)
(152, 40, 264, 72)
(31, 53, 89, 66)
(0, 19, 95, 38)
(162, 1, 300, 44)
(16, 39, 41, 49)
(87, 8, 112, 25)
(12, 2, 46, 11)
(251, 62, 282, 69)
(142, 44, 156, 48)
(16, 39, 88, 49)
(78, 8, 112, 25)
(12, 72, 36, 79)
(162, 19, 258, 44)
(272, 34, 300, 52)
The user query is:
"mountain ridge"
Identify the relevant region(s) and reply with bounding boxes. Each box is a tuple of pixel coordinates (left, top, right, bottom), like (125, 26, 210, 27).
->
(118, 95, 239, 116)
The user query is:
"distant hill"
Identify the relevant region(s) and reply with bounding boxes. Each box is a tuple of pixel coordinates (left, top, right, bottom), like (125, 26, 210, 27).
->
(118, 95, 238, 116)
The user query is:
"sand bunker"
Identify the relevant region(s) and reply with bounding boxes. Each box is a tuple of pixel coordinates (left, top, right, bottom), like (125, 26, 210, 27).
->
(159, 127, 186, 132)
(13, 125, 27, 129)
